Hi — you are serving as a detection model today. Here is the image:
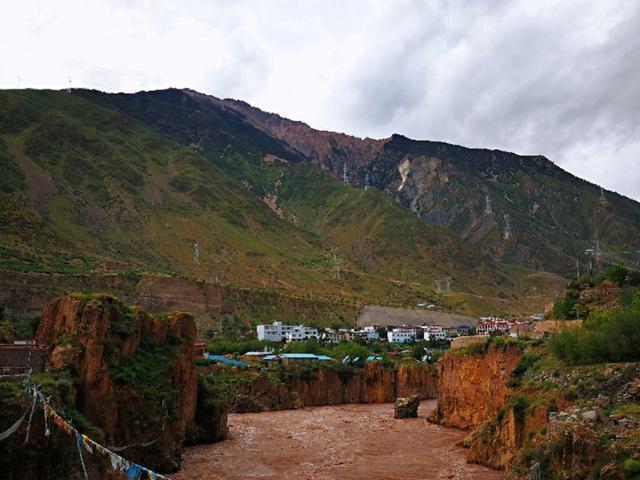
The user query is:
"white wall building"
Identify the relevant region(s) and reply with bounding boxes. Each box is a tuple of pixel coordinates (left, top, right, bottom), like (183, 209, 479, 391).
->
(423, 325, 447, 341)
(387, 328, 416, 343)
(360, 326, 380, 341)
(285, 325, 319, 342)
(256, 322, 319, 342)
(476, 319, 511, 336)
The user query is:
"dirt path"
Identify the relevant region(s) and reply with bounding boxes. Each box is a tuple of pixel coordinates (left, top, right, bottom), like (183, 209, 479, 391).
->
(175, 401, 504, 480)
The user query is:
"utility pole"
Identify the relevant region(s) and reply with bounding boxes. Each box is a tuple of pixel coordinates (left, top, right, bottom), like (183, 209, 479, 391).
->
(503, 213, 512, 240)
(332, 250, 341, 279)
(193, 241, 200, 267)
(484, 194, 493, 215)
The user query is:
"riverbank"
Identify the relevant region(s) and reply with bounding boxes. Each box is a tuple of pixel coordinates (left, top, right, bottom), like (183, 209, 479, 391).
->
(174, 400, 504, 480)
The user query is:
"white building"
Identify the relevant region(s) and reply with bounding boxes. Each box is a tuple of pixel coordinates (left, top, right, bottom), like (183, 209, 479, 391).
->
(387, 328, 416, 343)
(476, 319, 511, 336)
(256, 322, 318, 342)
(359, 326, 380, 341)
(285, 325, 319, 342)
(423, 325, 447, 341)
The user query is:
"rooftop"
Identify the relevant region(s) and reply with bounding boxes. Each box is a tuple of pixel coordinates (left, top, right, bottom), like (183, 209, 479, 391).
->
(262, 353, 333, 361)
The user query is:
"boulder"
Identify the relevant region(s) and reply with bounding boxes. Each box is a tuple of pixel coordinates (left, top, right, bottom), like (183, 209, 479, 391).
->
(394, 394, 420, 419)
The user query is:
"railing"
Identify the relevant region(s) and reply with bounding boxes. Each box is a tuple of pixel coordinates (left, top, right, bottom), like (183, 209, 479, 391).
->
(530, 462, 541, 480)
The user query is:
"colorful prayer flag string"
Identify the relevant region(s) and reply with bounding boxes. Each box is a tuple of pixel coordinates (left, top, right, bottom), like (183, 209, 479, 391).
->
(23, 382, 172, 480)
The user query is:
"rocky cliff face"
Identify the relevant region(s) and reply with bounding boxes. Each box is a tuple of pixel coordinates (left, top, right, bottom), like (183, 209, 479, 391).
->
(432, 343, 523, 430)
(209, 362, 437, 413)
(465, 403, 555, 470)
(200, 92, 640, 276)
(34, 294, 199, 472)
(432, 338, 640, 478)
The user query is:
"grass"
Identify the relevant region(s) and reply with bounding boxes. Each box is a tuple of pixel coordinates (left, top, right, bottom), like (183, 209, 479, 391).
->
(0, 88, 565, 317)
(614, 404, 640, 421)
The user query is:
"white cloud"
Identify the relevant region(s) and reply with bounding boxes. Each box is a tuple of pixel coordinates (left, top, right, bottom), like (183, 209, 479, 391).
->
(1, 0, 639, 200)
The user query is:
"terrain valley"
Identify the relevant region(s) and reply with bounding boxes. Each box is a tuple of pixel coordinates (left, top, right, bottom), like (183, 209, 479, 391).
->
(1, 88, 640, 480)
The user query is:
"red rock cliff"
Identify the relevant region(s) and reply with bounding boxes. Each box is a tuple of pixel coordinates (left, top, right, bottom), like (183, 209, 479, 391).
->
(216, 362, 437, 413)
(35, 294, 198, 472)
(432, 343, 523, 430)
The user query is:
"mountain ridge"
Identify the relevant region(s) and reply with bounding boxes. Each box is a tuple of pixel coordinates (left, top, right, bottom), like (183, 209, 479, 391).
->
(85, 87, 640, 276)
(0, 88, 558, 318)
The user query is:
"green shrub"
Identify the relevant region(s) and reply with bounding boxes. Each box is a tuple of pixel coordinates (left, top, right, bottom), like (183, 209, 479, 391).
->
(511, 353, 539, 378)
(550, 303, 640, 364)
(207, 339, 274, 355)
(624, 458, 640, 475)
(508, 394, 530, 421)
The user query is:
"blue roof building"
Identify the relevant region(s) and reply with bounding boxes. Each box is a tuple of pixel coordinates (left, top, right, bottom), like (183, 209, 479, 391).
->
(262, 353, 333, 365)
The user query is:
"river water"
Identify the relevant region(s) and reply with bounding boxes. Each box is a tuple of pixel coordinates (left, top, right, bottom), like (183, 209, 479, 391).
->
(175, 400, 504, 480)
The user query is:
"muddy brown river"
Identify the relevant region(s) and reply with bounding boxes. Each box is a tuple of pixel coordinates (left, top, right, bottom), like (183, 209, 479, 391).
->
(175, 400, 504, 480)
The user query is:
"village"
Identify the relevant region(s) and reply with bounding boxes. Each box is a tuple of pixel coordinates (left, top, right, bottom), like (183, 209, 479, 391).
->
(255, 313, 545, 345)
(191, 306, 552, 369)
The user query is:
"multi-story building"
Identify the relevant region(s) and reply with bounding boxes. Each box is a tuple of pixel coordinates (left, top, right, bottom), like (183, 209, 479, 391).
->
(387, 328, 416, 343)
(476, 319, 511, 336)
(360, 326, 380, 341)
(423, 325, 447, 341)
(256, 322, 319, 342)
(285, 325, 319, 342)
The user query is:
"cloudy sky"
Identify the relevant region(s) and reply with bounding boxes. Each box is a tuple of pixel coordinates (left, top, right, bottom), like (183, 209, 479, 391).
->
(2, 0, 639, 200)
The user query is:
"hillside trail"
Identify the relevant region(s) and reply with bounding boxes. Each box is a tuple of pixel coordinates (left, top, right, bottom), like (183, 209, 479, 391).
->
(175, 400, 504, 480)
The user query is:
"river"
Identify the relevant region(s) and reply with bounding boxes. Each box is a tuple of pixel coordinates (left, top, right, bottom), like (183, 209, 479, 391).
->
(175, 400, 504, 480)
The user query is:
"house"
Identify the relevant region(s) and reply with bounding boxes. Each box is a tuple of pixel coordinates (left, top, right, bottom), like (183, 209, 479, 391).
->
(285, 325, 319, 342)
(0, 342, 48, 375)
(256, 322, 318, 342)
(445, 324, 471, 336)
(359, 326, 380, 341)
(387, 328, 416, 343)
(322, 328, 355, 343)
(423, 325, 447, 341)
(262, 353, 332, 367)
(476, 319, 511, 336)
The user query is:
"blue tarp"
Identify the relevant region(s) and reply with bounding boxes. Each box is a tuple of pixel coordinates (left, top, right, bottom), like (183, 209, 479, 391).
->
(206, 355, 248, 367)
(263, 353, 332, 361)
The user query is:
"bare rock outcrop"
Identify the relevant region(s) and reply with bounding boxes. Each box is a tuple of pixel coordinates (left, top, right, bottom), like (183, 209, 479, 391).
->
(431, 343, 522, 430)
(394, 395, 420, 419)
(35, 294, 199, 472)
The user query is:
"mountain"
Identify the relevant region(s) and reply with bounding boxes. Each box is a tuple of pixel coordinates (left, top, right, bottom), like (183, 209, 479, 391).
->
(0, 89, 556, 318)
(78, 88, 640, 277)
(218, 93, 640, 276)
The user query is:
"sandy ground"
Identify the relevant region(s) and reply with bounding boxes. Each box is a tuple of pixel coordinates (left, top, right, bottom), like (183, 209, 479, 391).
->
(175, 400, 504, 480)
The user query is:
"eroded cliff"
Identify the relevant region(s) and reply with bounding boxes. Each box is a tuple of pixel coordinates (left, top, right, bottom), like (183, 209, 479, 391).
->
(34, 293, 199, 471)
(202, 362, 437, 413)
(431, 341, 523, 430)
(432, 337, 640, 478)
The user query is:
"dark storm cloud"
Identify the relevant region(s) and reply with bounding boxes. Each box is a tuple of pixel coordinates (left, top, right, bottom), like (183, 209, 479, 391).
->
(331, 1, 640, 199)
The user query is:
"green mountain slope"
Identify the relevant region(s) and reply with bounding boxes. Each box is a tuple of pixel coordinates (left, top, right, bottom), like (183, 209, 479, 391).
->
(222, 97, 640, 276)
(71, 88, 563, 313)
(0, 90, 337, 294)
(0, 89, 560, 315)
